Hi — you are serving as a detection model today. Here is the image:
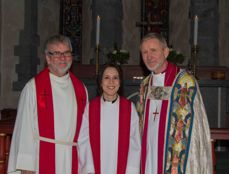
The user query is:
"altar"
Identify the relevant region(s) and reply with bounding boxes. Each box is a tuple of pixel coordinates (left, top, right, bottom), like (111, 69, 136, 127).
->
(71, 63, 229, 128)
(0, 64, 229, 174)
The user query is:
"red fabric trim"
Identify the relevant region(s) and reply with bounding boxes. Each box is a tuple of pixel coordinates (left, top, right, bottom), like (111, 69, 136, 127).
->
(70, 72, 87, 174)
(89, 96, 131, 174)
(157, 102, 168, 174)
(35, 68, 86, 174)
(117, 96, 131, 174)
(35, 68, 55, 174)
(140, 100, 150, 174)
(89, 97, 101, 174)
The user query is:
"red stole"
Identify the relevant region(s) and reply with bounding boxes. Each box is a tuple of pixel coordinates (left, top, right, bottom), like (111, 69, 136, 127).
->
(141, 62, 179, 174)
(89, 96, 131, 174)
(35, 68, 86, 174)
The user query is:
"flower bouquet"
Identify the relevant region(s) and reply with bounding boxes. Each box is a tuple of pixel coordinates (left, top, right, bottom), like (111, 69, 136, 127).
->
(167, 49, 185, 65)
(107, 44, 129, 65)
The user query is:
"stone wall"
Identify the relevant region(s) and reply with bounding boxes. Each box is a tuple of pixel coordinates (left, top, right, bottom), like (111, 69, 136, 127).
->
(170, 0, 229, 67)
(0, 0, 229, 110)
(219, 0, 229, 66)
(82, 0, 141, 65)
(192, 0, 219, 66)
(0, 0, 24, 110)
(0, 0, 60, 110)
(169, 0, 191, 65)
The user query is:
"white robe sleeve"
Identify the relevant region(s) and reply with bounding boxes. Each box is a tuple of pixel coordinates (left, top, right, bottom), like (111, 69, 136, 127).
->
(126, 102, 141, 174)
(185, 84, 213, 174)
(8, 79, 38, 173)
(77, 89, 95, 174)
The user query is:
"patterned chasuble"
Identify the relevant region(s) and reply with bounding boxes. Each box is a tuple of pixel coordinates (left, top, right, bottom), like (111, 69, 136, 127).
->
(139, 63, 198, 174)
(164, 70, 197, 174)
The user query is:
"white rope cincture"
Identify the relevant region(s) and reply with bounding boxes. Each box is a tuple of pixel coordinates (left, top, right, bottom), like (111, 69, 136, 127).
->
(33, 134, 77, 146)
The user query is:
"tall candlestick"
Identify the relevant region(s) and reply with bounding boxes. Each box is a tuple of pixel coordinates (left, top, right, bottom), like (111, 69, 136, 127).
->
(194, 15, 198, 45)
(96, 45, 99, 75)
(96, 15, 100, 46)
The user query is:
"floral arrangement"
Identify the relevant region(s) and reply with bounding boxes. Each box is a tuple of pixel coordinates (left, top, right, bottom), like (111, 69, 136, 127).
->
(167, 49, 186, 65)
(107, 44, 129, 65)
(106, 46, 184, 65)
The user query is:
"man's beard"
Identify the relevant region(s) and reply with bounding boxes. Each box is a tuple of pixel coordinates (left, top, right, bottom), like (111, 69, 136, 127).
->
(147, 61, 163, 73)
(50, 62, 72, 76)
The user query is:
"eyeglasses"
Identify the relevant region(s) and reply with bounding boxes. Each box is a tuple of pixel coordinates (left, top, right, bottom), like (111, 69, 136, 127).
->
(47, 51, 72, 58)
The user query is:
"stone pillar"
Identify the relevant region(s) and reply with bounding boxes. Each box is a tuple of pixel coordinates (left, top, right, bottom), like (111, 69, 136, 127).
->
(91, 0, 123, 64)
(122, 0, 141, 65)
(169, 0, 190, 65)
(0, 0, 2, 96)
(219, 0, 229, 67)
(13, 0, 40, 91)
(82, 0, 140, 65)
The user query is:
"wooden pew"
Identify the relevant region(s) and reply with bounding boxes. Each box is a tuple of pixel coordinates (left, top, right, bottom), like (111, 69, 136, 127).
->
(0, 119, 14, 174)
(211, 128, 229, 174)
(1, 116, 229, 174)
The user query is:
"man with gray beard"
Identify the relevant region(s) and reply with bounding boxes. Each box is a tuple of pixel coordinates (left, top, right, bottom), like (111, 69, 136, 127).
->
(8, 35, 94, 174)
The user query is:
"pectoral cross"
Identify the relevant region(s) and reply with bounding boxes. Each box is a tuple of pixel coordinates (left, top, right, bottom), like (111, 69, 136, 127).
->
(153, 107, 159, 121)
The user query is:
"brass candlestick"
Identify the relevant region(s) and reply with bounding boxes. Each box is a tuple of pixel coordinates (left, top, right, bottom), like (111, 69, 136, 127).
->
(191, 45, 199, 78)
(96, 44, 100, 75)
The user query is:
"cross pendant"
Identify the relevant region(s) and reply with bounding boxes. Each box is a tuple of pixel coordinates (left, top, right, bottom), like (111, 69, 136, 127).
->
(153, 107, 159, 121)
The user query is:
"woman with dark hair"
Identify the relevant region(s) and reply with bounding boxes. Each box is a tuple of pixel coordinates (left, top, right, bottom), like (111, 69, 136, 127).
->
(89, 63, 141, 174)
(96, 63, 123, 96)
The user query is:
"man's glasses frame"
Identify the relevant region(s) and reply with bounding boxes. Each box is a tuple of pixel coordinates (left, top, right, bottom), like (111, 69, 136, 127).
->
(47, 51, 72, 58)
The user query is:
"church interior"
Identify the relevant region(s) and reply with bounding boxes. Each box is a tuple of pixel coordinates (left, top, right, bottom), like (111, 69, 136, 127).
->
(0, 0, 229, 173)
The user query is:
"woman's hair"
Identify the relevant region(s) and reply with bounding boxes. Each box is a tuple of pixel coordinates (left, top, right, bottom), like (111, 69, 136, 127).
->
(97, 63, 123, 96)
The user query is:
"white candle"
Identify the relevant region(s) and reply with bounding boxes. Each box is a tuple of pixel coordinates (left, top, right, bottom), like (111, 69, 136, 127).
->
(194, 15, 198, 45)
(96, 15, 100, 46)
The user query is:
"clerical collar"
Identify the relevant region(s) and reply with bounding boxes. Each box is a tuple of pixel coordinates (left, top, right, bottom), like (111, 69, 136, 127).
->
(151, 61, 168, 75)
(49, 72, 69, 83)
(102, 95, 118, 103)
(151, 71, 165, 76)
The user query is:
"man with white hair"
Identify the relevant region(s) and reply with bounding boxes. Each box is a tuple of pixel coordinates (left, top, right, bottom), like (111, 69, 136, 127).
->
(139, 32, 212, 174)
